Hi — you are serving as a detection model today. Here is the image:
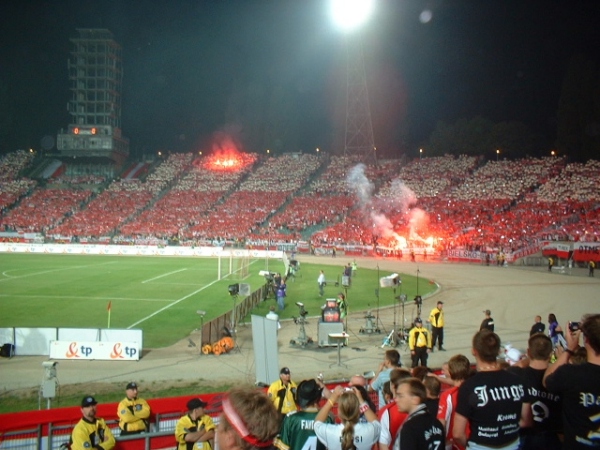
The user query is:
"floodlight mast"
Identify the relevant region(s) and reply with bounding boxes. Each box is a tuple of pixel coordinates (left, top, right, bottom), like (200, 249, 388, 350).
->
(330, 0, 377, 164)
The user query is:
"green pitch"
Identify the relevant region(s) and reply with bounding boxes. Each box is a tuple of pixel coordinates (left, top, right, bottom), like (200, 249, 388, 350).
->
(0, 254, 435, 348)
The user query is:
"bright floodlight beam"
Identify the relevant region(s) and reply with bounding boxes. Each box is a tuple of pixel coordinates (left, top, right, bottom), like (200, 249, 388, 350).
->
(330, 0, 375, 32)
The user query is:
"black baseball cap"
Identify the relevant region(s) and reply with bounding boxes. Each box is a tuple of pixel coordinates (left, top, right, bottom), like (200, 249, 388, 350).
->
(280, 367, 291, 375)
(126, 382, 138, 390)
(414, 317, 423, 323)
(81, 396, 98, 407)
(187, 398, 208, 410)
(296, 379, 323, 408)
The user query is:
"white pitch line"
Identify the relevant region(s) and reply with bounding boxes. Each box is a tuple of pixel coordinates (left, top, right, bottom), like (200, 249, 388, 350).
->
(0, 293, 173, 302)
(127, 278, 221, 329)
(141, 268, 188, 284)
(0, 261, 118, 283)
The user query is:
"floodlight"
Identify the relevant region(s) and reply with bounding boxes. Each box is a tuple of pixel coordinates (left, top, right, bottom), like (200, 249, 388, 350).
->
(330, 0, 375, 32)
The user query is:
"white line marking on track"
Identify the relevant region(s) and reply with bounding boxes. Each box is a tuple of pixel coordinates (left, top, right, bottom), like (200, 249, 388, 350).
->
(141, 268, 188, 284)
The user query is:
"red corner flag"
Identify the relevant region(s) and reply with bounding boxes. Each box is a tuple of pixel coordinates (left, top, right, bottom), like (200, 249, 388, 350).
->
(107, 301, 112, 329)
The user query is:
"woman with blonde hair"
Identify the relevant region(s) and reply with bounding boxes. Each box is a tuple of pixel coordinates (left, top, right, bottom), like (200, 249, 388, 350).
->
(314, 385, 381, 450)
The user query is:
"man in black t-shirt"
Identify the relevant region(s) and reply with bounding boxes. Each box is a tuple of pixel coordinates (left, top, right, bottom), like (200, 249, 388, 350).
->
(453, 330, 532, 450)
(529, 315, 546, 336)
(544, 314, 600, 449)
(480, 310, 495, 332)
(508, 333, 562, 450)
(394, 378, 445, 450)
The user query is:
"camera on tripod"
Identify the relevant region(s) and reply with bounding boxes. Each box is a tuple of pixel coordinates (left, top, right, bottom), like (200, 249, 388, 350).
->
(296, 302, 308, 316)
(414, 295, 423, 306)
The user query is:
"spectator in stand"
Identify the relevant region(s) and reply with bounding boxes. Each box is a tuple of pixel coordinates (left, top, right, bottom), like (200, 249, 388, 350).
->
(217, 386, 281, 450)
(544, 314, 600, 449)
(508, 333, 562, 450)
(175, 398, 215, 450)
(529, 315, 545, 336)
(369, 349, 401, 408)
(435, 354, 472, 450)
(394, 378, 445, 450)
(378, 368, 412, 450)
(453, 330, 532, 450)
(422, 376, 441, 417)
(480, 310, 495, 332)
(314, 385, 381, 450)
(117, 381, 151, 435)
(276, 379, 333, 450)
(71, 396, 116, 450)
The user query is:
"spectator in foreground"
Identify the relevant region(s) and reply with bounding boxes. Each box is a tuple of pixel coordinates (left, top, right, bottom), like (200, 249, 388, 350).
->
(394, 378, 445, 450)
(435, 354, 472, 450)
(314, 385, 381, 450)
(71, 396, 115, 450)
(453, 330, 532, 450)
(508, 333, 562, 450)
(276, 379, 332, 450)
(378, 368, 412, 450)
(369, 349, 401, 407)
(217, 387, 281, 450)
(544, 314, 600, 448)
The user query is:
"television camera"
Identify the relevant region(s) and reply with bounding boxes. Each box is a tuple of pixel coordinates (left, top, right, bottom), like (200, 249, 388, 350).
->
(290, 302, 311, 347)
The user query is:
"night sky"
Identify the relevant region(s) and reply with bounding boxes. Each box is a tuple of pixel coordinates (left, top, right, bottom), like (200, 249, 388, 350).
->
(1, 0, 599, 158)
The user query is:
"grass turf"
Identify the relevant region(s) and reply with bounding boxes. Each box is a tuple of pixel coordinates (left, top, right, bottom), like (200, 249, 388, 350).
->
(0, 253, 435, 349)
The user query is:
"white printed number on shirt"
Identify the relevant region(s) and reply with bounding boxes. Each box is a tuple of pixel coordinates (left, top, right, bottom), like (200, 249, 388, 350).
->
(428, 441, 441, 450)
(300, 436, 318, 450)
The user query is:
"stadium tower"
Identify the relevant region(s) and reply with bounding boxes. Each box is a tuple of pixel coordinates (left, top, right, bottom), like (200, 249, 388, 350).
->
(56, 29, 129, 176)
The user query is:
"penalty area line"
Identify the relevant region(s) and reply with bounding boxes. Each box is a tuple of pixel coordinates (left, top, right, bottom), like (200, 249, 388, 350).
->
(127, 278, 220, 329)
(141, 268, 188, 284)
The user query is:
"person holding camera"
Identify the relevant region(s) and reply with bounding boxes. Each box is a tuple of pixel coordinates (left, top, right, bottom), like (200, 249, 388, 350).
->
(314, 385, 381, 450)
(70, 396, 115, 450)
(544, 314, 600, 449)
(175, 398, 215, 450)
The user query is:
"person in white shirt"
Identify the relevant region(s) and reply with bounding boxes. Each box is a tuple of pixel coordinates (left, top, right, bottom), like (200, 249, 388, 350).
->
(317, 270, 326, 297)
(314, 385, 381, 450)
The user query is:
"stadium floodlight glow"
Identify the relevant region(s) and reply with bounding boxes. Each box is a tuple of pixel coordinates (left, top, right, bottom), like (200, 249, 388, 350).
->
(330, 0, 375, 32)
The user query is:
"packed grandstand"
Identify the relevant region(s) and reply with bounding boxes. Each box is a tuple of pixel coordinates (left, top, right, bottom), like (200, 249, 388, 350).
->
(0, 149, 598, 262)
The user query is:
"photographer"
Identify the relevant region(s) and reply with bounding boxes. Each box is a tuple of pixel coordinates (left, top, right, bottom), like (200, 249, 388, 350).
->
(544, 314, 600, 448)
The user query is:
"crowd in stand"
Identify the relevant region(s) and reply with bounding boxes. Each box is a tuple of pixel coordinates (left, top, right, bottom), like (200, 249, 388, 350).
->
(0, 150, 598, 250)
